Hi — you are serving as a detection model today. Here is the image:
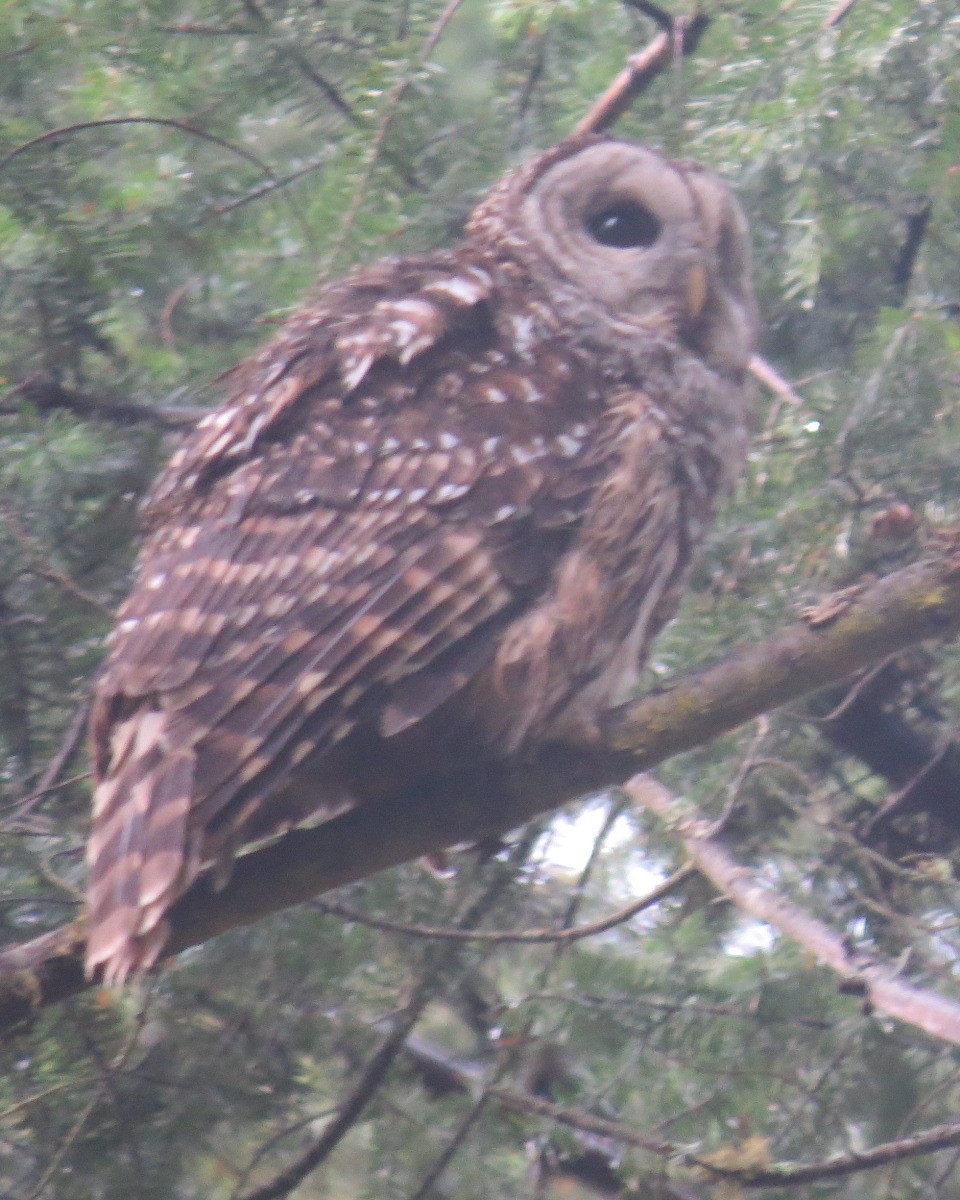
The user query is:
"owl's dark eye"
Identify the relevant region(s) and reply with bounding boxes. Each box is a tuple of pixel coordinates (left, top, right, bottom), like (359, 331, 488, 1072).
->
(585, 201, 661, 249)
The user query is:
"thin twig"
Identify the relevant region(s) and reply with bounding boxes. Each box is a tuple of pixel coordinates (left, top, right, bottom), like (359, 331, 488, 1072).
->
(13, 701, 91, 823)
(206, 156, 331, 219)
(0, 117, 273, 177)
(751, 353, 805, 431)
(822, 0, 860, 29)
(326, 0, 466, 268)
(0, 503, 111, 614)
(240, 0, 356, 124)
(314, 867, 691, 944)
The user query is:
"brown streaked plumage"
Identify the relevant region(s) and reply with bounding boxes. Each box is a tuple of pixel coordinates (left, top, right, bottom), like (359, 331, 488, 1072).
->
(86, 135, 757, 983)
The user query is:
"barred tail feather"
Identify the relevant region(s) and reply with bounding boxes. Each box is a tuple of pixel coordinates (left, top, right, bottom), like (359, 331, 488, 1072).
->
(86, 705, 197, 985)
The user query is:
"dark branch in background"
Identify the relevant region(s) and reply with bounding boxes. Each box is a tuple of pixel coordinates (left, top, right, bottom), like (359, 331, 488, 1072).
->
(239, 0, 356, 124)
(812, 657, 960, 840)
(235, 851, 529, 1200)
(156, 23, 259, 37)
(240, 987, 429, 1200)
(621, 0, 677, 32)
(821, 0, 861, 29)
(4, 551, 960, 1036)
(892, 198, 932, 303)
(238, 0, 422, 192)
(401, 1031, 960, 1193)
(3, 374, 204, 430)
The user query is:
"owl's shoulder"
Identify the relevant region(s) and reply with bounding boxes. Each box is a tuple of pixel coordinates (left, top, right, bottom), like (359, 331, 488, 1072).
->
(143, 246, 613, 534)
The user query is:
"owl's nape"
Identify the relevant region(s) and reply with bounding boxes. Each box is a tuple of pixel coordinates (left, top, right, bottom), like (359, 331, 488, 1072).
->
(86, 135, 757, 984)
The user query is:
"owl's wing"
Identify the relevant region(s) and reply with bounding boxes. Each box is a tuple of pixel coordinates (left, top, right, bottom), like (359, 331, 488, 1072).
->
(87, 261, 603, 982)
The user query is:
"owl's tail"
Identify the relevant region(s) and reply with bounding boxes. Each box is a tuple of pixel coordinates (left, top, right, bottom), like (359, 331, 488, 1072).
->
(86, 702, 198, 985)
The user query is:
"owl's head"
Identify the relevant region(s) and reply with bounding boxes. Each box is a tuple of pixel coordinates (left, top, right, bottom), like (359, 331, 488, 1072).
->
(467, 135, 757, 375)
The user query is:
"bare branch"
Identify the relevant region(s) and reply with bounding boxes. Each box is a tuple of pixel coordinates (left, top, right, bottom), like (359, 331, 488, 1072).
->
(404, 1033, 960, 1190)
(627, 775, 960, 1046)
(750, 354, 805, 409)
(574, 13, 711, 135)
(709, 1119, 960, 1188)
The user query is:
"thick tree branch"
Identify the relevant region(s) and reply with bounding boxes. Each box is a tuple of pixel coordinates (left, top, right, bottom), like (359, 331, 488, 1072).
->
(2, 551, 960, 1035)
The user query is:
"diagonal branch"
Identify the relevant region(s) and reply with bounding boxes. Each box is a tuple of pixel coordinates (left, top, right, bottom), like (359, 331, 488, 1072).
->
(574, 11, 711, 135)
(406, 1031, 960, 1190)
(235, 848, 530, 1200)
(237, 984, 429, 1200)
(626, 776, 960, 1046)
(2, 551, 960, 1036)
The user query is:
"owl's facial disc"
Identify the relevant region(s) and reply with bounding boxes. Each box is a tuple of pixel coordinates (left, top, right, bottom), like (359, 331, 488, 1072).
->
(518, 140, 756, 369)
(520, 142, 699, 316)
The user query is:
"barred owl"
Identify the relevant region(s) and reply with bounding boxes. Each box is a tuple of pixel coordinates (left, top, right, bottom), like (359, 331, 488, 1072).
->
(87, 135, 757, 983)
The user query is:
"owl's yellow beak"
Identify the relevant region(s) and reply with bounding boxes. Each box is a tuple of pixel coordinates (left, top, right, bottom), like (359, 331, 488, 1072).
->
(685, 264, 709, 319)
